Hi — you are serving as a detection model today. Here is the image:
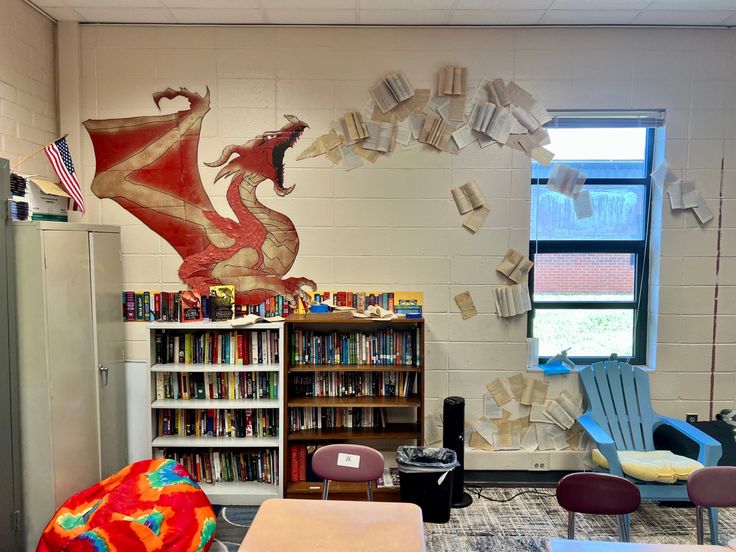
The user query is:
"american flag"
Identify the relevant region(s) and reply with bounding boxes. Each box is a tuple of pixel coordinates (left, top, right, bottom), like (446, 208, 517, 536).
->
(44, 136, 85, 213)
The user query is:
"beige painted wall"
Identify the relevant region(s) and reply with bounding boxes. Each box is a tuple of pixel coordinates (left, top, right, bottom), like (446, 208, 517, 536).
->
(0, 0, 57, 177)
(68, 25, 736, 449)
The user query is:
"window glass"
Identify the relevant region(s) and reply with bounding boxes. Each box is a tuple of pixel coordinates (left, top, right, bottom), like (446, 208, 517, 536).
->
(530, 185, 646, 241)
(533, 253, 636, 302)
(534, 309, 634, 358)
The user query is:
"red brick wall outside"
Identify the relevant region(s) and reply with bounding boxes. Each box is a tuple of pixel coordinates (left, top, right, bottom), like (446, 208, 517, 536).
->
(534, 253, 634, 295)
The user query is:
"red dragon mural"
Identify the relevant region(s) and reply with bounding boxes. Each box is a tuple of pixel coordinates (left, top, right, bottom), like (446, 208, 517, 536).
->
(83, 87, 315, 306)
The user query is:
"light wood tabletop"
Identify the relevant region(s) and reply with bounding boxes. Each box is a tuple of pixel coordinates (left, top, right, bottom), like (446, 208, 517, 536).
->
(238, 498, 426, 552)
(547, 539, 733, 552)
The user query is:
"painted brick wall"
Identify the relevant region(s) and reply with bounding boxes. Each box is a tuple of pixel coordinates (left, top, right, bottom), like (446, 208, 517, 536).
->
(0, 0, 57, 177)
(70, 25, 736, 449)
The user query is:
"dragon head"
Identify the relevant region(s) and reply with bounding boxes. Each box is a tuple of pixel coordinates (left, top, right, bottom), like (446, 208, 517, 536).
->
(206, 115, 308, 196)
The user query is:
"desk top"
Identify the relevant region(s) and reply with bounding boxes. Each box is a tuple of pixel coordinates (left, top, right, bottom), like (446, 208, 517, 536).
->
(547, 539, 733, 552)
(239, 499, 426, 552)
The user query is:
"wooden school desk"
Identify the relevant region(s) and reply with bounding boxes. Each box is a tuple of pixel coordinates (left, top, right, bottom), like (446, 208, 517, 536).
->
(238, 498, 426, 552)
(547, 539, 733, 552)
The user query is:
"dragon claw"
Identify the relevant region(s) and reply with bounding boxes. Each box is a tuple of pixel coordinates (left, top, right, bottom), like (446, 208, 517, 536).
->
(283, 277, 317, 308)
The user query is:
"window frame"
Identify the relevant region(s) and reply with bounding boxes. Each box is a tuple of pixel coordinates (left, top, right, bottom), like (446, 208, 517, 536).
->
(527, 126, 655, 366)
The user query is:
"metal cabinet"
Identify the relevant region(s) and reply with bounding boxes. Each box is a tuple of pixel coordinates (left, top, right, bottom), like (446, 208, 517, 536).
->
(13, 222, 126, 550)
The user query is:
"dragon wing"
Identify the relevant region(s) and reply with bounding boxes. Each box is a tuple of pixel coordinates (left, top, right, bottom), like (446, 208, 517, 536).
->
(83, 88, 223, 260)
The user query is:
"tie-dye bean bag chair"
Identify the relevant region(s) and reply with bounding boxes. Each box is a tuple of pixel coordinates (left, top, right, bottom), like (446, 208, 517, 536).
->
(37, 458, 216, 552)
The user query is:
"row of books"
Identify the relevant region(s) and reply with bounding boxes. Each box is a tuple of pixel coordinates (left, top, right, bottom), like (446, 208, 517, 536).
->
(289, 444, 313, 483)
(155, 330, 280, 366)
(155, 371, 278, 401)
(308, 290, 423, 317)
(289, 329, 420, 366)
(289, 372, 417, 399)
(124, 288, 290, 322)
(156, 408, 279, 439)
(156, 448, 279, 486)
(288, 407, 388, 432)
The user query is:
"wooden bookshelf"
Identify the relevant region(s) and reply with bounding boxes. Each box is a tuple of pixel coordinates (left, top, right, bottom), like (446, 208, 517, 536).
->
(284, 315, 424, 501)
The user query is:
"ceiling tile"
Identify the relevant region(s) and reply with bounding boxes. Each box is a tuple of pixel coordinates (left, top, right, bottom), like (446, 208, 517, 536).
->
(454, 0, 553, 9)
(162, 0, 260, 7)
(720, 13, 736, 25)
(357, 0, 455, 9)
(40, 6, 85, 20)
(73, 7, 176, 23)
(358, 9, 450, 24)
(540, 9, 640, 24)
(647, 0, 736, 9)
(449, 9, 545, 25)
(260, 0, 356, 8)
(264, 9, 357, 24)
(171, 8, 265, 23)
(632, 9, 734, 24)
(69, 0, 165, 7)
(550, 0, 650, 8)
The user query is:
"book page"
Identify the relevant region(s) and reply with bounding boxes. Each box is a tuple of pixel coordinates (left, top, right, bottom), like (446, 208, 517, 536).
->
(506, 81, 536, 112)
(531, 147, 555, 166)
(574, 190, 594, 219)
(486, 377, 512, 406)
(353, 142, 380, 163)
(362, 120, 396, 153)
(543, 400, 575, 429)
(494, 420, 520, 450)
(520, 377, 549, 406)
(296, 129, 342, 161)
(520, 425, 538, 452)
(530, 403, 553, 423)
(547, 164, 587, 198)
(566, 423, 586, 451)
(693, 192, 714, 224)
(346, 111, 369, 141)
(449, 97, 466, 121)
(507, 373, 525, 400)
(556, 391, 582, 420)
(469, 431, 494, 451)
(488, 107, 512, 144)
(461, 180, 486, 210)
(651, 160, 680, 190)
(395, 121, 412, 146)
(392, 88, 430, 121)
(451, 186, 474, 214)
(340, 144, 364, 170)
(473, 416, 497, 445)
(527, 337, 540, 368)
(497, 248, 533, 283)
(454, 290, 478, 320)
(483, 394, 502, 419)
(488, 78, 510, 106)
(511, 105, 541, 133)
(370, 81, 399, 113)
(463, 206, 490, 233)
(451, 125, 479, 150)
(326, 145, 342, 165)
(680, 180, 700, 209)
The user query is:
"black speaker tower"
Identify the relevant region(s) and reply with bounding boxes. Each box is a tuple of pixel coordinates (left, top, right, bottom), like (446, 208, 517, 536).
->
(443, 396, 473, 508)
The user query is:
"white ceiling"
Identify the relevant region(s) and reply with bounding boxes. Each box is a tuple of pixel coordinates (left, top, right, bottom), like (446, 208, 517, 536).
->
(29, 0, 736, 26)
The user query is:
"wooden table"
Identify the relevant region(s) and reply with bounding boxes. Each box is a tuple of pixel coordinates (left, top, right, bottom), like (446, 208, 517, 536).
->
(238, 498, 426, 552)
(547, 539, 733, 552)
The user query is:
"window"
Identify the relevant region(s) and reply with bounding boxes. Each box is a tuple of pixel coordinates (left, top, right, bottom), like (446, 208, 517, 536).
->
(528, 112, 659, 366)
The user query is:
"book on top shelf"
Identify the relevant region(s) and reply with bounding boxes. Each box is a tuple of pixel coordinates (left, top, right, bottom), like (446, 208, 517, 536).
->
(181, 290, 203, 322)
(210, 285, 235, 321)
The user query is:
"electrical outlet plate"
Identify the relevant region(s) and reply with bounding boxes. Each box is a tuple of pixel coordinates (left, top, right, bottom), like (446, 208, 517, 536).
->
(686, 413, 699, 424)
(529, 452, 551, 471)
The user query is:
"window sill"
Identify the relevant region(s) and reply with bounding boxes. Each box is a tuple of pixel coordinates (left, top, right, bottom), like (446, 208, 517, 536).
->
(527, 364, 652, 373)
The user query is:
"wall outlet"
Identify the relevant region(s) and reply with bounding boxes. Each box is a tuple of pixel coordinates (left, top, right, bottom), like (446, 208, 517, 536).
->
(686, 413, 699, 424)
(529, 453, 551, 471)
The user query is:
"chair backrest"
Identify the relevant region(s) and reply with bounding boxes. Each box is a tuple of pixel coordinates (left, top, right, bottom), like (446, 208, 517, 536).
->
(557, 472, 641, 515)
(579, 361, 657, 452)
(311, 444, 385, 483)
(688, 467, 736, 507)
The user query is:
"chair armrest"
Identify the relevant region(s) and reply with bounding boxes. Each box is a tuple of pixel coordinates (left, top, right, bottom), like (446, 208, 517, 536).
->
(656, 416, 722, 466)
(578, 414, 623, 476)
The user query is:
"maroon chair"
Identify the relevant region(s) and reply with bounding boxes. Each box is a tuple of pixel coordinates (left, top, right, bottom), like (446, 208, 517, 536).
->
(687, 466, 736, 544)
(556, 472, 641, 542)
(311, 444, 385, 501)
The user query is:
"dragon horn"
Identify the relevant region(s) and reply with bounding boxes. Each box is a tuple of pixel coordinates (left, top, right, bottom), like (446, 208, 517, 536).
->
(205, 145, 239, 168)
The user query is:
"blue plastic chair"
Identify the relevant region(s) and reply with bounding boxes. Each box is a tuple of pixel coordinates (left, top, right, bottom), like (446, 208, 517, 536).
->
(579, 361, 722, 542)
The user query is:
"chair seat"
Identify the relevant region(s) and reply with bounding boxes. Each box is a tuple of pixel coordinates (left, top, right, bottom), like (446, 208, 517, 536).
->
(592, 449, 703, 484)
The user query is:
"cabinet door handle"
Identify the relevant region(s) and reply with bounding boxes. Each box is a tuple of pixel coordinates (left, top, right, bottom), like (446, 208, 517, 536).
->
(99, 363, 109, 386)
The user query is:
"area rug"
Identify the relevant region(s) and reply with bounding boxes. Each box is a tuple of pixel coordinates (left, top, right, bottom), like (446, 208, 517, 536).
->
(212, 487, 736, 551)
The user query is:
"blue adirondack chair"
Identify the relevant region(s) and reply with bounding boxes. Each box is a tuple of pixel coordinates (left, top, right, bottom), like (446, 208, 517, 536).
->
(579, 361, 723, 542)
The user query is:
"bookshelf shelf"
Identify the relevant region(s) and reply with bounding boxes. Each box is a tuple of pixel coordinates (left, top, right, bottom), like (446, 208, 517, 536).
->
(288, 423, 419, 441)
(289, 364, 421, 373)
(287, 396, 421, 408)
(152, 436, 279, 448)
(151, 362, 280, 373)
(151, 398, 280, 409)
(147, 321, 285, 505)
(285, 316, 424, 500)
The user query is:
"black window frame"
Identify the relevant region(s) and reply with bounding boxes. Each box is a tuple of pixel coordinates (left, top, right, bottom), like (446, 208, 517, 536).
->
(527, 126, 655, 366)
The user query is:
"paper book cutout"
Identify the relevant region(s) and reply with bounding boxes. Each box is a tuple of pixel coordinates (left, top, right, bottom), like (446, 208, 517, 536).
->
(487, 78, 510, 107)
(345, 111, 369, 141)
(547, 164, 587, 198)
(362, 121, 397, 153)
(296, 129, 342, 160)
(452, 180, 485, 214)
(486, 378, 512, 407)
(497, 248, 534, 283)
(493, 283, 531, 318)
(454, 290, 478, 320)
(463, 206, 490, 233)
(438, 65, 467, 96)
(574, 190, 594, 219)
(371, 72, 415, 114)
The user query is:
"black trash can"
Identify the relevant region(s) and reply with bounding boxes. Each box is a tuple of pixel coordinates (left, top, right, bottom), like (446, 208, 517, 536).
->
(396, 446, 459, 523)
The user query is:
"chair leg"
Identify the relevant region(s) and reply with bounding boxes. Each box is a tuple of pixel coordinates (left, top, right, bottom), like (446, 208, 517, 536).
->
(567, 512, 575, 540)
(367, 481, 373, 502)
(322, 479, 330, 501)
(708, 507, 719, 545)
(696, 506, 704, 545)
(617, 515, 631, 542)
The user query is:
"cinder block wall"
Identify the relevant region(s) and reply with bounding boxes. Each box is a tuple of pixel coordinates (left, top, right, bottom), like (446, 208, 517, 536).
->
(67, 26, 736, 458)
(0, 0, 57, 178)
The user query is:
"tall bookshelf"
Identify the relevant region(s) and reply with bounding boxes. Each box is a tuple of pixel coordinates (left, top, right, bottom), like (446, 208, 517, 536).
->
(147, 321, 285, 505)
(284, 314, 424, 501)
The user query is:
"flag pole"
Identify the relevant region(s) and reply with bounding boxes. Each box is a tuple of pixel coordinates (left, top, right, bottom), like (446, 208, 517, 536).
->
(11, 134, 67, 172)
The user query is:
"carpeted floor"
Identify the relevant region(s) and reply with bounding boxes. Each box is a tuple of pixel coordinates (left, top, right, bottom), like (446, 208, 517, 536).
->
(211, 487, 736, 551)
